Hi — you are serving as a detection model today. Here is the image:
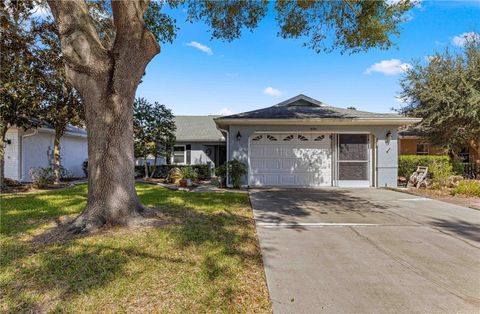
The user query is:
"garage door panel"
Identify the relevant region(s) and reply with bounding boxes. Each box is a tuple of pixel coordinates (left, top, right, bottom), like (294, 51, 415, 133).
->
(250, 133, 332, 187)
(251, 146, 264, 157)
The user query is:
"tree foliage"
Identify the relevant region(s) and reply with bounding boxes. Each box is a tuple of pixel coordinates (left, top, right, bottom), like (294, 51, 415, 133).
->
(134, 98, 176, 177)
(0, 0, 41, 133)
(399, 39, 480, 155)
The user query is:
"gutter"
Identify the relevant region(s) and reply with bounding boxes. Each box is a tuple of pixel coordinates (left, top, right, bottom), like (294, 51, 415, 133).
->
(215, 117, 422, 126)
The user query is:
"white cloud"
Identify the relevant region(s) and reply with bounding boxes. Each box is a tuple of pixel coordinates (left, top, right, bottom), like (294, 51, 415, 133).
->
(217, 108, 233, 115)
(364, 59, 411, 76)
(186, 41, 213, 55)
(263, 87, 284, 96)
(452, 32, 480, 47)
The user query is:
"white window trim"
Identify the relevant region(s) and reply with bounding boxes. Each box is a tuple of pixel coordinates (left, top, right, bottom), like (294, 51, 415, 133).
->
(172, 144, 187, 165)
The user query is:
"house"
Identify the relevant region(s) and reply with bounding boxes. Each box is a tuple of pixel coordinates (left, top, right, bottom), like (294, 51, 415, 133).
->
(214, 94, 420, 188)
(398, 126, 480, 163)
(136, 115, 226, 169)
(4, 123, 88, 182)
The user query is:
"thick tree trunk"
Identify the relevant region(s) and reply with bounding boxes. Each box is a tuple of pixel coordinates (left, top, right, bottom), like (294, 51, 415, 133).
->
(0, 125, 7, 191)
(52, 129, 62, 184)
(48, 0, 160, 232)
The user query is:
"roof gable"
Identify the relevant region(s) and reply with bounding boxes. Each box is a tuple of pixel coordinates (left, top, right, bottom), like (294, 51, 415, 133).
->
(275, 94, 325, 108)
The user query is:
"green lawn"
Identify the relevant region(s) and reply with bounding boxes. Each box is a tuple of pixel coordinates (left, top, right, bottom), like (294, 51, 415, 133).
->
(0, 183, 271, 313)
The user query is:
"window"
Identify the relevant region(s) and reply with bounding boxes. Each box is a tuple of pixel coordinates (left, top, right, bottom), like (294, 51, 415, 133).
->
(297, 134, 308, 141)
(173, 145, 186, 164)
(267, 135, 278, 141)
(252, 135, 263, 141)
(283, 134, 294, 141)
(416, 143, 429, 155)
(314, 135, 325, 141)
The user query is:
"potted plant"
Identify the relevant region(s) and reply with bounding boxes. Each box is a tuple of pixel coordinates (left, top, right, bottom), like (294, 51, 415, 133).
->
(179, 166, 198, 187)
(215, 164, 226, 188)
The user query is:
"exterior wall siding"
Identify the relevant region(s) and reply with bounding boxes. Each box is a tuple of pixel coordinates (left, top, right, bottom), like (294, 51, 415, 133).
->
(227, 124, 398, 187)
(4, 128, 20, 181)
(60, 135, 88, 178)
(9, 129, 89, 182)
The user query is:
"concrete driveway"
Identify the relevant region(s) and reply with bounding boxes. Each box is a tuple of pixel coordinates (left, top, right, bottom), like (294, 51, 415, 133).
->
(250, 188, 480, 313)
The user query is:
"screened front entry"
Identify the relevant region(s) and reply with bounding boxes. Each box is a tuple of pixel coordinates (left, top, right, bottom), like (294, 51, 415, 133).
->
(336, 134, 371, 187)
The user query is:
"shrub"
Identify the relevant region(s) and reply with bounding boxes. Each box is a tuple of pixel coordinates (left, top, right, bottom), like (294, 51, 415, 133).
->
(135, 164, 211, 180)
(452, 180, 480, 197)
(398, 155, 450, 178)
(168, 167, 182, 184)
(429, 159, 453, 189)
(226, 160, 247, 189)
(215, 164, 227, 187)
(29, 167, 55, 188)
(180, 166, 198, 181)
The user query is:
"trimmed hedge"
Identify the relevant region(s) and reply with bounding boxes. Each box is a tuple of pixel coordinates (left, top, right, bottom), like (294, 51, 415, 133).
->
(135, 164, 211, 180)
(398, 155, 450, 178)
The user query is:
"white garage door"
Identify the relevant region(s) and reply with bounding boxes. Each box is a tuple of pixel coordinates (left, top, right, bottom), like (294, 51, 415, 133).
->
(249, 133, 332, 187)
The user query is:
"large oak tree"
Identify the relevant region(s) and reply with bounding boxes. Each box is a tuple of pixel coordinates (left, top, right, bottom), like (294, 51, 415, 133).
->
(47, 0, 414, 232)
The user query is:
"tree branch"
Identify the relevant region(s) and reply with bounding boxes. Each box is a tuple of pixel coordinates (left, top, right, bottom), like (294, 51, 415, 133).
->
(47, 0, 111, 76)
(111, 0, 160, 92)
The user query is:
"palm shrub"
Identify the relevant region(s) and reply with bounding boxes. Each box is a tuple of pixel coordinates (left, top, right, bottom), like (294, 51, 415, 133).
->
(215, 164, 227, 187)
(226, 160, 247, 189)
(180, 166, 199, 181)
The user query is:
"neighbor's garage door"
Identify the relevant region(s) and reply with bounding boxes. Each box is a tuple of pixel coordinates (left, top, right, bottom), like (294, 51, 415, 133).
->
(249, 133, 332, 187)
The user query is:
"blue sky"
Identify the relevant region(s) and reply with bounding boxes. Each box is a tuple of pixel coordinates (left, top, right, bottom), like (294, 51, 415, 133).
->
(136, 1, 480, 116)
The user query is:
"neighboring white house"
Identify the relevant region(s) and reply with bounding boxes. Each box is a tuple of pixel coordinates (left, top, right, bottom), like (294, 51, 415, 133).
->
(4, 123, 88, 182)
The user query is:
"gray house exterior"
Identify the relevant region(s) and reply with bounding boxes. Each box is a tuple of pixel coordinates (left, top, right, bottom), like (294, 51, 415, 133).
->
(172, 116, 226, 168)
(137, 116, 226, 169)
(215, 94, 420, 188)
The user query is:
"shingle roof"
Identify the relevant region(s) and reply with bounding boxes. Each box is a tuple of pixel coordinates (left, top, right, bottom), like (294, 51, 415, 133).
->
(174, 116, 225, 142)
(216, 94, 404, 120)
(30, 118, 87, 137)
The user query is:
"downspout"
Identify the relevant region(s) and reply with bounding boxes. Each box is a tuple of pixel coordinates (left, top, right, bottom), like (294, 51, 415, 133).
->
(20, 129, 39, 182)
(217, 127, 232, 188)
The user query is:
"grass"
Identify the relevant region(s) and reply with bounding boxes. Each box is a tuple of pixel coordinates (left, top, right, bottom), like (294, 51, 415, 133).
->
(0, 183, 271, 313)
(452, 180, 480, 197)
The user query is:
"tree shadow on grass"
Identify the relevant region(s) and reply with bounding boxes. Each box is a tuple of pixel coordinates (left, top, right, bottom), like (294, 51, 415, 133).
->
(3, 186, 266, 313)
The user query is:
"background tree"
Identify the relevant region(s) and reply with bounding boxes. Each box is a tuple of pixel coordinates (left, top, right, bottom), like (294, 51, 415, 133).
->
(46, 0, 414, 232)
(0, 0, 41, 189)
(34, 19, 85, 184)
(134, 98, 176, 178)
(399, 38, 480, 158)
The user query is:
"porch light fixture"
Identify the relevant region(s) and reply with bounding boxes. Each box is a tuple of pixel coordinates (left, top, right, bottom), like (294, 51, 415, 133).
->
(386, 130, 392, 145)
(236, 131, 242, 141)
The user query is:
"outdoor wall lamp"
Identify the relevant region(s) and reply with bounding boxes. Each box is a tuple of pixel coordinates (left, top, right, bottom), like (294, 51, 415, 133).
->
(386, 130, 392, 145)
(4, 139, 11, 145)
(236, 131, 242, 141)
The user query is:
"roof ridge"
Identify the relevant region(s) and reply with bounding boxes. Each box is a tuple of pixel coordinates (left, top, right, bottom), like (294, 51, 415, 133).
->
(275, 94, 325, 107)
